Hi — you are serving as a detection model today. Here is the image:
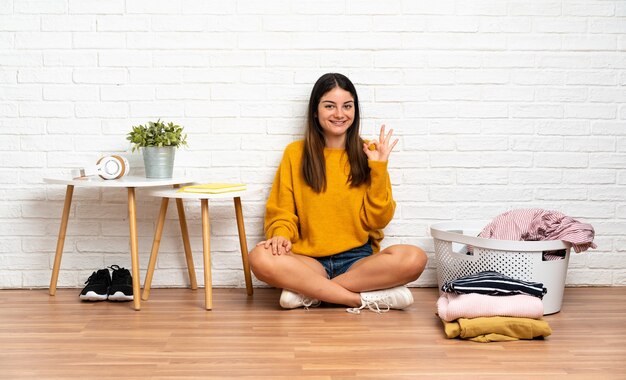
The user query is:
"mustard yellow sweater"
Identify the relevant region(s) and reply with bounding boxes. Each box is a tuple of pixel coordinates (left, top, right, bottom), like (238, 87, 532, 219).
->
(264, 140, 396, 257)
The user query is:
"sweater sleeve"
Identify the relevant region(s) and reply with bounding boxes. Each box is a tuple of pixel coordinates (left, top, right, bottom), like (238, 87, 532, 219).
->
(360, 160, 396, 230)
(264, 149, 300, 242)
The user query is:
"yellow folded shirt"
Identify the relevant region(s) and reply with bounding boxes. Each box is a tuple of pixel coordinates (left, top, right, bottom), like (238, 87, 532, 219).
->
(442, 316, 552, 342)
(179, 183, 247, 194)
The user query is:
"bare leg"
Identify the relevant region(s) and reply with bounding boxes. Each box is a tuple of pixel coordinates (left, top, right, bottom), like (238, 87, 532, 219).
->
(333, 244, 427, 292)
(248, 245, 362, 307)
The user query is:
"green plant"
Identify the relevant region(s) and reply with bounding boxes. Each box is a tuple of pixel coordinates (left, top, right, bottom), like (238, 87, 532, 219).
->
(126, 120, 188, 152)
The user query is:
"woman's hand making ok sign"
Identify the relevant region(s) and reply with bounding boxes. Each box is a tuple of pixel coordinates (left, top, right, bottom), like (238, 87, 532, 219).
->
(363, 124, 399, 162)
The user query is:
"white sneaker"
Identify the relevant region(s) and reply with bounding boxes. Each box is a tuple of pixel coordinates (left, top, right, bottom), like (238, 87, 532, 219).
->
(347, 286, 414, 314)
(279, 289, 321, 309)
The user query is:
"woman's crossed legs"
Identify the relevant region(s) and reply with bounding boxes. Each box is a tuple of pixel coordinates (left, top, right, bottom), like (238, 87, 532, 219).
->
(248, 243, 427, 308)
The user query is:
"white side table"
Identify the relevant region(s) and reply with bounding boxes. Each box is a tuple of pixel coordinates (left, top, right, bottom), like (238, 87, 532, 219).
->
(44, 176, 193, 311)
(142, 188, 254, 310)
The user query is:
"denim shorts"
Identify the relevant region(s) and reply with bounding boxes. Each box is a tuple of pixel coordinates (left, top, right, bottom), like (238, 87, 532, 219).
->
(314, 242, 373, 279)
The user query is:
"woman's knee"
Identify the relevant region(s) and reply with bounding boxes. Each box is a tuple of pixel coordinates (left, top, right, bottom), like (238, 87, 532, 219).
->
(248, 245, 274, 278)
(407, 245, 428, 279)
(388, 244, 428, 281)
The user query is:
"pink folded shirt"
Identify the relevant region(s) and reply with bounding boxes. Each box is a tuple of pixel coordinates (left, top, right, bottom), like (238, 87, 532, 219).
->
(437, 293, 544, 322)
(479, 208, 596, 253)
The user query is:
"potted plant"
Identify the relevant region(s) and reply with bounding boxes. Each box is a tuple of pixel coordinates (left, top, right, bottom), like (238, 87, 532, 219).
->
(126, 120, 188, 179)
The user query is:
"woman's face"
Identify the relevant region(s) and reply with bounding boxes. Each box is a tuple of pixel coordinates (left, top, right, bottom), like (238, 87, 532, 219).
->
(316, 86, 355, 142)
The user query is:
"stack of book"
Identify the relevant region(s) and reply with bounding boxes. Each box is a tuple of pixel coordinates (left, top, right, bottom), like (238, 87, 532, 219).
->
(178, 183, 247, 194)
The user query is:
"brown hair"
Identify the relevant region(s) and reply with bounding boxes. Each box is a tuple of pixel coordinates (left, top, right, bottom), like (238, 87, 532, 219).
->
(302, 73, 370, 193)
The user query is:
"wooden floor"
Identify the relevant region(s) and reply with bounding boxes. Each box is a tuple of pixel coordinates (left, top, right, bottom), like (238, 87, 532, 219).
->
(0, 287, 625, 380)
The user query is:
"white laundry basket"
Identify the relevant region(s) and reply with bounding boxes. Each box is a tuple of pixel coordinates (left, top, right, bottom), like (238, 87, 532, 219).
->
(430, 221, 571, 315)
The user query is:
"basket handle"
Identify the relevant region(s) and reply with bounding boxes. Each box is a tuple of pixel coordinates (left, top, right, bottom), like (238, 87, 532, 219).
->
(430, 222, 571, 252)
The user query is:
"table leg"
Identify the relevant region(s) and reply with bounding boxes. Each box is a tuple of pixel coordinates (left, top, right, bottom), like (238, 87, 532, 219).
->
(127, 187, 141, 311)
(49, 185, 74, 296)
(175, 198, 198, 290)
(201, 199, 212, 310)
(142, 197, 169, 301)
(234, 197, 253, 296)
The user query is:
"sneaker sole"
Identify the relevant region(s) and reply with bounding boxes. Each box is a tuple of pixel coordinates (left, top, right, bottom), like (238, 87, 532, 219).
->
(79, 291, 108, 301)
(107, 291, 133, 302)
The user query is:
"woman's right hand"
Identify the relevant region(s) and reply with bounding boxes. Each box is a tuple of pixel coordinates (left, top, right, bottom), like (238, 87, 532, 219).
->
(257, 236, 292, 255)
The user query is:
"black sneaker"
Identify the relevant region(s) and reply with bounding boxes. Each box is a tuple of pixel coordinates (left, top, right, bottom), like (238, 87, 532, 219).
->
(79, 269, 111, 301)
(107, 265, 133, 302)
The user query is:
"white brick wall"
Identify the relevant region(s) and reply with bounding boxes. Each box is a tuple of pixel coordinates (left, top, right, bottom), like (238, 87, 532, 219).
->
(1, 0, 625, 289)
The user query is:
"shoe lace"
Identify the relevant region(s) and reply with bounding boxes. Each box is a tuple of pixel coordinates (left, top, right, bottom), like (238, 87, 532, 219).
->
(346, 297, 392, 315)
(108, 264, 131, 283)
(109, 264, 130, 276)
(301, 296, 318, 310)
(84, 269, 111, 285)
(84, 271, 98, 285)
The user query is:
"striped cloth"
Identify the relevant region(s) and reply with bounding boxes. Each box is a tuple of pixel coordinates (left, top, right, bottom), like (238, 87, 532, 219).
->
(478, 208, 596, 253)
(441, 271, 547, 299)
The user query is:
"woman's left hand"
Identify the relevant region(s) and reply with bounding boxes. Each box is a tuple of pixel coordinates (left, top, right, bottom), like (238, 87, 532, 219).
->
(363, 124, 399, 162)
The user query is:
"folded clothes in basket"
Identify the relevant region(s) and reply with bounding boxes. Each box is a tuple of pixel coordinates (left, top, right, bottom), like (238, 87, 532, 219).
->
(479, 208, 596, 253)
(441, 271, 547, 299)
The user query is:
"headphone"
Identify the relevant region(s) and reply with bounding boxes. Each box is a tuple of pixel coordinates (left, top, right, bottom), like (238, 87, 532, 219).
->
(96, 155, 130, 180)
(73, 155, 130, 180)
